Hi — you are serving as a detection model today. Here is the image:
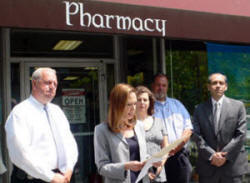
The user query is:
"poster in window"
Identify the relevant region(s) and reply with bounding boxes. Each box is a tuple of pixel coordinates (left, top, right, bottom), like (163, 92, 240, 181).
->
(62, 88, 86, 123)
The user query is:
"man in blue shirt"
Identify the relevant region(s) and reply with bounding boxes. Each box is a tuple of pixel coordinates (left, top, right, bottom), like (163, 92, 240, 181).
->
(152, 73, 193, 183)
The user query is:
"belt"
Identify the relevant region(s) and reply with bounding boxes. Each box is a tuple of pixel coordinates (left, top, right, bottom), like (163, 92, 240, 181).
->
(12, 165, 62, 181)
(27, 174, 34, 180)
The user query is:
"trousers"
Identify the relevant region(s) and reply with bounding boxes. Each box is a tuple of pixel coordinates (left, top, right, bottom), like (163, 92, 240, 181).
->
(11, 165, 61, 183)
(164, 148, 192, 183)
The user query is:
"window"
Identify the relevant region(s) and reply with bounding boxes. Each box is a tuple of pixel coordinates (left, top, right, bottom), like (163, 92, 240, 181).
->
(11, 29, 114, 58)
(165, 40, 208, 114)
(166, 40, 250, 182)
(122, 36, 160, 88)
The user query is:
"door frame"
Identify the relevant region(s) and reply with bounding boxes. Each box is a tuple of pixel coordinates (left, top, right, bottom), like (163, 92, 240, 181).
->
(1, 28, 119, 183)
(23, 61, 107, 124)
(23, 62, 107, 182)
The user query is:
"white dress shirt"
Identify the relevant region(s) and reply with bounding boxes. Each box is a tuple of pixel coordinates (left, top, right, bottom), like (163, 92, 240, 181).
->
(5, 95, 78, 182)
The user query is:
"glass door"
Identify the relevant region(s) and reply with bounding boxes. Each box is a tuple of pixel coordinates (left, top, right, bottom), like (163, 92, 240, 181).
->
(24, 63, 106, 183)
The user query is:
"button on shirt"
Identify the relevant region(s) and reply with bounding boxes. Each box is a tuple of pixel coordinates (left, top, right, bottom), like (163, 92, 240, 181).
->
(154, 97, 193, 144)
(5, 95, 78, 182)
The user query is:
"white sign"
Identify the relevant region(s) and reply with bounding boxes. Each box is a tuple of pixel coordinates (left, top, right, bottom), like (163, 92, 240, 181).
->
(62, 89, 86, 124)
(63, 96, 85, 106)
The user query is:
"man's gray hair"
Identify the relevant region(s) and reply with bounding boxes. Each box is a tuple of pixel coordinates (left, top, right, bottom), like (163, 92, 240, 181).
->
(32, 67, 56, 81)
(208, 73, 227, 83)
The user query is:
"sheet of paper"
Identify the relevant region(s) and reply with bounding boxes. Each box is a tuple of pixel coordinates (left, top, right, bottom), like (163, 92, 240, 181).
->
(135, 137, 184, 183)
(135, 156, 162, 183)
(152, 138, 183, 158)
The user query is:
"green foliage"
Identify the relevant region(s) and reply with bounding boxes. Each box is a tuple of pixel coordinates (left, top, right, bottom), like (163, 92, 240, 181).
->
(165, 50, 209, 114)
(127, 72, 144, 86)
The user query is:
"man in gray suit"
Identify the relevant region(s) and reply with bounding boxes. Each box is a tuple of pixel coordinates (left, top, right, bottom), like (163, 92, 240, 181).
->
(192, 73, 248, 183)
(0, 134, 7, 179)
(0, 150, 6, 176)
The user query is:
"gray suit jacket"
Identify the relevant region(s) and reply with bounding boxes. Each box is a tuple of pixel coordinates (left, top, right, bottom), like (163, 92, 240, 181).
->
(0, 140, 6, 175)
(192, 96, 248, 177)
(94, 121, 150, 183)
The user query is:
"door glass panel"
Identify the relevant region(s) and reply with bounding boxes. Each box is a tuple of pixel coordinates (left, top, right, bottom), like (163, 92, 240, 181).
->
(11, 63, 21, 108)
(29, 67, 100, 183)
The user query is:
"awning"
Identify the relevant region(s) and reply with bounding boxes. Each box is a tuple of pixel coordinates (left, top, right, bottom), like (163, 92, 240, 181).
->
(1, 0, 250, 43)
(97, 0, 250, 17)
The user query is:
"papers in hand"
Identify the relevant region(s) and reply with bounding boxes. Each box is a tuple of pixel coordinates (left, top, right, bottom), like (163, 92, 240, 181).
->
(135, 138, 184, 183)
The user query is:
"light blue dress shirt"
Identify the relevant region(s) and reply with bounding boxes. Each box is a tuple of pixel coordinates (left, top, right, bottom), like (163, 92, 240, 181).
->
(154, 97, 193, 144)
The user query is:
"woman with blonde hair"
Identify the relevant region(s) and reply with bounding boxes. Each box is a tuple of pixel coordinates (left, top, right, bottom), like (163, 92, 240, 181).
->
(136, 86, 168, 183)
(94, 83, 150, 183)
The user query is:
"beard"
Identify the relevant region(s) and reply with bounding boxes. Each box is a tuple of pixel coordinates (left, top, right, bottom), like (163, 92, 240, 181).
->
(154, 92, 166, 101)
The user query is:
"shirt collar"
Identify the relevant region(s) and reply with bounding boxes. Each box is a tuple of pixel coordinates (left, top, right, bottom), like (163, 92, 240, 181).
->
(155, 97, 168, 105)
(211, 95, 224, 106)
(29, 95, 47, 110)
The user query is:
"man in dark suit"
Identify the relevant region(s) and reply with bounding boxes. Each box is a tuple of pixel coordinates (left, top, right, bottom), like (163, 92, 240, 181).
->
(192, 73, 248, 183)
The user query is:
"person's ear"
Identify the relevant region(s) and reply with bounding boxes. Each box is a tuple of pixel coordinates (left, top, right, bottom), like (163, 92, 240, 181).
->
(207, 83, 210, 91)
(32, 80, 37, 89)
(225, 83, 228, 91)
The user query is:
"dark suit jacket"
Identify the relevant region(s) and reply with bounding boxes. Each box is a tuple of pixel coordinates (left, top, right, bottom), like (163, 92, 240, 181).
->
(192, 96, 248, 177)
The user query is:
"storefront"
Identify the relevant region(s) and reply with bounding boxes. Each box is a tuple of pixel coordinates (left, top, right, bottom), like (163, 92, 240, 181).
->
(0, 0, 250, 183)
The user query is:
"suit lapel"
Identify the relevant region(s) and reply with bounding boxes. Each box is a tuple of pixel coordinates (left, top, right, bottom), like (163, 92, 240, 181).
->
(115, 122, 142, 146)
(204, 99, 216, 134)
(217, 96, 229, 135)
(134, 123, 145, 161)
(134, 124, 141, 145)
(116, 132, 128, 145)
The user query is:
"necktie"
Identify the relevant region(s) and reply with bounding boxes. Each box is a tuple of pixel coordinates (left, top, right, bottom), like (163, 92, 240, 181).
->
(213, 102, 219, 134)
(44, 106, 66, 171)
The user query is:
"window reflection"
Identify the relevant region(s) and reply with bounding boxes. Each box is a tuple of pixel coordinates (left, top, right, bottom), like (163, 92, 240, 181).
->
(165, 40, 250, 182)
(123, 36, 155, 87)
(165, 40, 209, 114)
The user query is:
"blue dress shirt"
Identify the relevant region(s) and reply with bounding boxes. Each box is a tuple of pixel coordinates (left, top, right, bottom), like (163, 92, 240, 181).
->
(154, 97, 193, 144)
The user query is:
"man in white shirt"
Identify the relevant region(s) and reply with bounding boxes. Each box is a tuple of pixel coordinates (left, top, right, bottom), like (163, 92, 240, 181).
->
(5, 67, 78, 183)
(193, 73, 248, 183)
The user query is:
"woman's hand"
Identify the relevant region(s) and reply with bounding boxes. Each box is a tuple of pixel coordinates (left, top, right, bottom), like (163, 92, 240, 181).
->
(148, 165, 163, 180)
(150, 157, 167, 179)
(152, 161, 162, 168)
(148, 171, 156, 180)
(125, 161, 145, 172)
(155, 166, 163, 176)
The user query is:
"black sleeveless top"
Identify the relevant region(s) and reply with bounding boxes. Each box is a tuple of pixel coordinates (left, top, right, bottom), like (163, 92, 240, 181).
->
(126, 135, 142, 183)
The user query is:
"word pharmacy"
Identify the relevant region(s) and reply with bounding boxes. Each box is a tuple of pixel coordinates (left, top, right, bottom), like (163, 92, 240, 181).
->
(63, 1, 167, 36)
